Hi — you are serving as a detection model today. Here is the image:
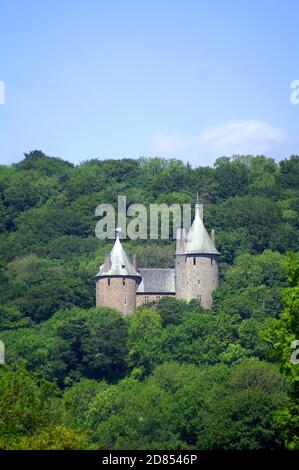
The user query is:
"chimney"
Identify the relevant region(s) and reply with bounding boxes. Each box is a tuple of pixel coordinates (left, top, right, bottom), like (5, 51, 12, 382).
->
(133, 254, 139, 272)
(176, 228, 186, 254)
(211, 229, 215, 243)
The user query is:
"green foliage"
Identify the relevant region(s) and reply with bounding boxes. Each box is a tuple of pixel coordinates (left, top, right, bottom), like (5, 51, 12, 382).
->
(0, 363, 60, 447)
(4, 426, 89, 450)
(81, 360, 287, 450)
(156, 297, 191, 326)
(0, 151, 297, 449)
(63, 378, 105, 429)
(0, 305, 32, 331)
(279, 155, 299, 189)
(2, 255, 94, 322)
(57, 308, 129, 382)
(214, 250, 286, 320)
(15, 150, 74, 176)
(3, 256, 78, 322)
(2, 307, 129, 386)
(127, 309, 164, 376)
(91, 378, 180, 449)
(263, 253, 299, 449)
(195, 361, 287, 449)
(214, 156, 249, 198)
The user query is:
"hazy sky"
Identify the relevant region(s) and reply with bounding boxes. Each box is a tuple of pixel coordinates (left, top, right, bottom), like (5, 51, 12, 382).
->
(0, 0, 299, 166)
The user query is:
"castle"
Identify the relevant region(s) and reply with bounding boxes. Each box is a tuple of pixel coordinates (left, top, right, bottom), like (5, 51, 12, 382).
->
(95, 201, 219, 315)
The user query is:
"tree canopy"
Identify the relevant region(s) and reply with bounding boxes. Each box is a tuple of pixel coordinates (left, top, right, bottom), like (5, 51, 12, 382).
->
(0, 151, 298, 449)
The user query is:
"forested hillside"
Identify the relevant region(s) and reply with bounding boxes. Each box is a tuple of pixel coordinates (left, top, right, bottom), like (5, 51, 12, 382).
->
(0, 151, 298, 449)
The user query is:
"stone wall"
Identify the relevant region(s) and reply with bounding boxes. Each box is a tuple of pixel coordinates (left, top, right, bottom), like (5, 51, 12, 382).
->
(136, 293, 175, 308)
(175, 253, 219, 308)
(96, 276, 137, 315)
(186, 254, 219, 308)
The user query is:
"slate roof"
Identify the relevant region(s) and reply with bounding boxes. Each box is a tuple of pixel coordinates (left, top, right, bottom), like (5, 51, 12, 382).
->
(137, 268, 175, 294)
(185, 204, 219, 255)
(96, 235, 141, 279)
(96, 202, 218, 293)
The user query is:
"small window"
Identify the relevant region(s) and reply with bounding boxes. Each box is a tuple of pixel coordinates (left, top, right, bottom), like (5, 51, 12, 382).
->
(145, 295, 149, 303)
(198, 279, 200, 284)
(108, 279, 111, 286)
(123, 278, 126, 286)
(211, 259, 213, 266)
(193, 258, 196, 265)
(124, 298, 127, 305)
(156, 295, 160, 301)
(122, 264, 125, 269)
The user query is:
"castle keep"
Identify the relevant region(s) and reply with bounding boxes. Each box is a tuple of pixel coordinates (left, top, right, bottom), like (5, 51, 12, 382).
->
(95, 202, 219, 314)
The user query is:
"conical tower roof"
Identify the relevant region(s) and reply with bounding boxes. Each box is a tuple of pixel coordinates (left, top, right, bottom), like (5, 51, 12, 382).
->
(185, 203, 219, 255)
(96, 233, 141, 278)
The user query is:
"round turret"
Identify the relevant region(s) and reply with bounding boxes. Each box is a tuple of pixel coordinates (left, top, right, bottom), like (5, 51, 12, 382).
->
(95, 234, 141, 315)
(175, 202, 219, 308)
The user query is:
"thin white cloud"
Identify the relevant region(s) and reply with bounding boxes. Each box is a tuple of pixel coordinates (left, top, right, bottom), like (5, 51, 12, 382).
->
(148, 120, 286, 165)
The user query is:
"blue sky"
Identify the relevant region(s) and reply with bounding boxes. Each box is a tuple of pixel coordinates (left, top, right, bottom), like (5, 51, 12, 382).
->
(0, 0, 299, 166)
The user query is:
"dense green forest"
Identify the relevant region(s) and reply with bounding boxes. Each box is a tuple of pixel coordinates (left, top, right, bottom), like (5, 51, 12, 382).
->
(0, 151, 298, 449)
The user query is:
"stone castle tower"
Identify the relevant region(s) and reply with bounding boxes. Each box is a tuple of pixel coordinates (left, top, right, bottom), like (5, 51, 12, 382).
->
(175, 201, 219, 308)
(95, 234, 141, 315)
(96, 202, 219, 314)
